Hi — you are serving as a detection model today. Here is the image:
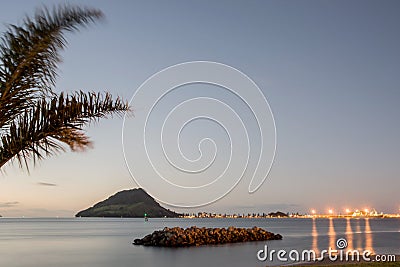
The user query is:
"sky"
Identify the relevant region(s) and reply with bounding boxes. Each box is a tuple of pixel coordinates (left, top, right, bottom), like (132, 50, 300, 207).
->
(0, 0, 399, 217)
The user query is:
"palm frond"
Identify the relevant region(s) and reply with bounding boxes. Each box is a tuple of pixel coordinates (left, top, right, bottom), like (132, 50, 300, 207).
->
(0, 5, 104, 129)
(0, 91, 131, 170)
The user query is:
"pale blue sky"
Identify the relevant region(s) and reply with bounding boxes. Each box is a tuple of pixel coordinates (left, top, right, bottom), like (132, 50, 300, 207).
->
(0, 0, 399, 216)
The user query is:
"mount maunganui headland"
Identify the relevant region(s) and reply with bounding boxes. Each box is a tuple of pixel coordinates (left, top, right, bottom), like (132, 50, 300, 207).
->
(75, 188, 181, 218)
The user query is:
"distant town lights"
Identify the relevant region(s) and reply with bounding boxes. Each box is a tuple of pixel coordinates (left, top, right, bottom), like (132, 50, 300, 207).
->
(300, 207, 399, 218)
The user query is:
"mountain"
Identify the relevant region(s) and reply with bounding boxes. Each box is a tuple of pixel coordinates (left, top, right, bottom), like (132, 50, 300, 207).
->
(75, 188, 181, 218)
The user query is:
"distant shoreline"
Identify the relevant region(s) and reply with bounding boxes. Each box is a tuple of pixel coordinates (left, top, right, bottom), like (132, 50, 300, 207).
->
(180, 215, 400, 219)
(1, 216, 400, 219)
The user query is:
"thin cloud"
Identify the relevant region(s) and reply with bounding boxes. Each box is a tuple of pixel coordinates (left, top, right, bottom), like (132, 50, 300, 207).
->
(37, 182, 58, 187)
(0, 201, 20, 208)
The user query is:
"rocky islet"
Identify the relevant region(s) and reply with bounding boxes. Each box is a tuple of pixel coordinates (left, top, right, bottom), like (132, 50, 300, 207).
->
(133, 226, 282, 247)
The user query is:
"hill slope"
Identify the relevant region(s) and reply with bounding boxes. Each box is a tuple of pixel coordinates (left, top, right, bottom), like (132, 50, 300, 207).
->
(75, 188, 180, 218)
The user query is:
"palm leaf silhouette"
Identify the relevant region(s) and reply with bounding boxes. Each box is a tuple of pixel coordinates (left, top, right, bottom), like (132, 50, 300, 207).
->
(0, 5, 131, 170)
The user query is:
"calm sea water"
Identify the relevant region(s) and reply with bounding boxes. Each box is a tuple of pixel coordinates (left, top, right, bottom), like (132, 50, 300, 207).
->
(0, 218, 398, 267)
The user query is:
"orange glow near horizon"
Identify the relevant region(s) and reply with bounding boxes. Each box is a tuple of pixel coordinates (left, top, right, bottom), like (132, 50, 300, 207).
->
(328, 209, 333, 214)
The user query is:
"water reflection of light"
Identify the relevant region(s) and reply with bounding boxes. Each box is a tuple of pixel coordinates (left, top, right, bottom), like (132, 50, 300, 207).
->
(328, 218, 336, 250)
(345, 218, 354, 251)
(356, 219, 362, 250)
(312, 218, 319, 255)
(364, 218, 374, 254)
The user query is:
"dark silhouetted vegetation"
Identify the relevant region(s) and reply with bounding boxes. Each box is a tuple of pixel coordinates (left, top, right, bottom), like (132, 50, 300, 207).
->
(0, 5, 131, 170)
(76, 188, 181, 218)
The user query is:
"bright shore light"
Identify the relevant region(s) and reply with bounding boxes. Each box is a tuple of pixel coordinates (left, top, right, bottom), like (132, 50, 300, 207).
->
(345, 208, 350, 213)
(311, 209, 316, 214)
(364, 208, 369, 213)
(328, 209, 333, 214)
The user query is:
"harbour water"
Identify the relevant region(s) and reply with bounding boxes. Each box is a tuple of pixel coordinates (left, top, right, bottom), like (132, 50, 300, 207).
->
(0, 217, 398, 267)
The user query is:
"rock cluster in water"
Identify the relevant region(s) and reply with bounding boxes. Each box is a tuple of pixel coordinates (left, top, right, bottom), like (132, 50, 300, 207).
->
(133, 226, 282, 247)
